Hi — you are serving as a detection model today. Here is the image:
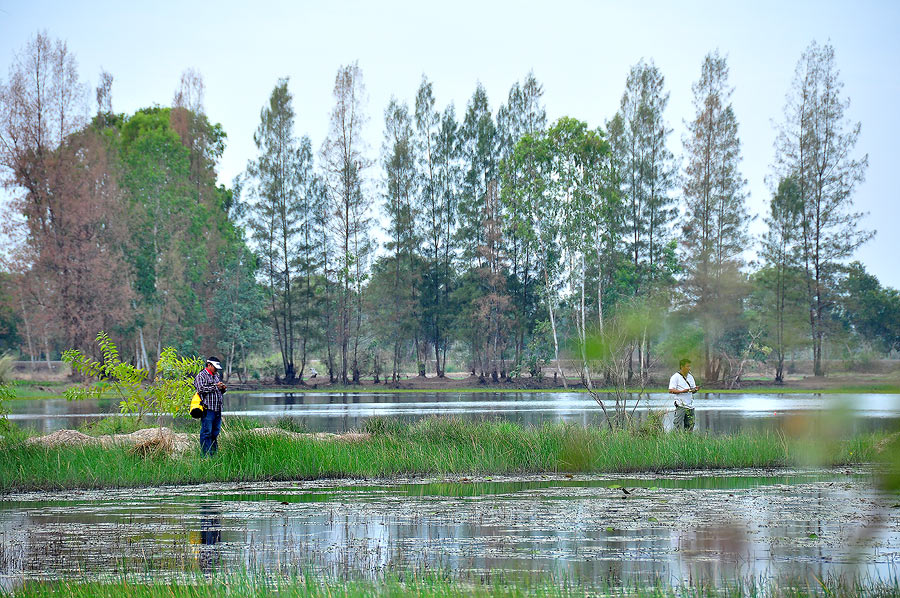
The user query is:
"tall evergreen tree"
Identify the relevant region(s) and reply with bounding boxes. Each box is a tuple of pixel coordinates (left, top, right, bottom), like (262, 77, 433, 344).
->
(430, 104, 462, 375)
(295, 153, 326, 383)
(608, 60, 676, 381)
(457, 83, 498, 266)
(245, 78, 311, 383)
(774, 41, 871, 376)
(681, 51, 751, 381)
(212, 242, 268, 382)
(321, 62, 372, 384)
(414, 76, 447, 376)
(497, 73, 546, 370)
(756, 176, 807, 382)
(381, 97, 420, 379)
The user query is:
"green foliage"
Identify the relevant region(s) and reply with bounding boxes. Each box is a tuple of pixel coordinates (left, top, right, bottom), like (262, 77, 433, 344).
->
(0, 274, 19, 352)
(837, 262, 900, 354)
(0, 351, 14, 385)
(63, 332, 203, 422)
(212, 244, 269, 379)
(0, 418, 882, 492)
(656, 320, 704, 369)
(0, 383, 13, 433)
(522, 320, 554, 378)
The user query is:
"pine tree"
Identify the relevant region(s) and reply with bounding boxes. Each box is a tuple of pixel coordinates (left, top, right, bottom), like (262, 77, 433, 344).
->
(774, 41, 871, 376)
(608, 60, 676, 382)
(245, 78, 311, 383)
(681, 51, 751, 381)
(497, 72, 546, 371)
(321, 63, 372, 384)
(757, 176, 806, 382)
(381, 97, 420, 379)
(457, 84, 498, 266)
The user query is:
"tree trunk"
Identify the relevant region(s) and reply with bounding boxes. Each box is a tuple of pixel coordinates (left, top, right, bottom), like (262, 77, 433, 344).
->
(19, 296, 36, 364)
(226, 340, 235, 382)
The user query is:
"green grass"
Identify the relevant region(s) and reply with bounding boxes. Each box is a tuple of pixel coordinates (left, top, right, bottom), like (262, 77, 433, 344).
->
(0, 418, 883, 492)
(6, 572, 900, 598)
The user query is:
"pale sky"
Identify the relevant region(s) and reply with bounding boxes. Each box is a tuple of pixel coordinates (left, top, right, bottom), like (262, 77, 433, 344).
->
(2, 0, 898, 287)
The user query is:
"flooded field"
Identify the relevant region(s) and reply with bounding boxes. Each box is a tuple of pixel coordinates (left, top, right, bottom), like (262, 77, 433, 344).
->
(7, 391, 900, 435)
(1, 468, 897, 589)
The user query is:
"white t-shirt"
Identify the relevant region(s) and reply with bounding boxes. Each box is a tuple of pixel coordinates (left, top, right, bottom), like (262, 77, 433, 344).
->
(668, 372, 697, 407)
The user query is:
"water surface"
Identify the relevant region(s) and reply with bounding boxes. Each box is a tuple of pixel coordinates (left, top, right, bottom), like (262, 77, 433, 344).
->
(7, 391, 899, 435)
(1, 469, 896, 588)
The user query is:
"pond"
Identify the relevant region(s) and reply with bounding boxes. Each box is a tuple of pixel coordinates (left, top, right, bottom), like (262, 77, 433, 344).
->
(1, 468, 897, 589)
(7, 391, 900, 435)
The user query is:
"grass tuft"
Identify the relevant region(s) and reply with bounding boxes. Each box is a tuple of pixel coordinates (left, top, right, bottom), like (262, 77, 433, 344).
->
(0, 417, 887, 492)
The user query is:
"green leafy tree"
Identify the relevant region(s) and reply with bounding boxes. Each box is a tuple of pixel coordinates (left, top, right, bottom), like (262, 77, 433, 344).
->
(64, 332, 203, 424)
(212, 244, 269, 382)
(544, 118, 615, 387)
(502, 129, 565, 385)
(755, 176, 808, 381)
(113, 102, 234, 367)
(521, 320, 554, 379)
(837, 262, 900, 354)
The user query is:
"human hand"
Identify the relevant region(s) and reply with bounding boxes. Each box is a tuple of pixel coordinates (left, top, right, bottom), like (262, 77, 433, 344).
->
(216, 382, 226, 390)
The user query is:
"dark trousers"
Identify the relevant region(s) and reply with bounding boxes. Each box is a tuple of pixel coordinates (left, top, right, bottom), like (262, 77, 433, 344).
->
(674, 405, 695, 431)
(199, 409, 222, 455)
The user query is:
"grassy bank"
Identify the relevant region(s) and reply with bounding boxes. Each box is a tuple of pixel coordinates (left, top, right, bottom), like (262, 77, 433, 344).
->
(0, 418, 881, 492)
(7, 573, 900, 598)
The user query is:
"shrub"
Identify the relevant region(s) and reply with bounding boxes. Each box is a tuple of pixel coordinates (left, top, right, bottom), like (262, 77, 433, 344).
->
(0, 383, 12, 433)
(0, 352, 13, 385)
(63, 332, 204, 424)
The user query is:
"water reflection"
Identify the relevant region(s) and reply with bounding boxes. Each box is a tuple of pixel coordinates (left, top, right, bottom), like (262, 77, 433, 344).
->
(194, 503, 222, 573)
(7, 392, 900, 435)
(0, 470, 897, 587)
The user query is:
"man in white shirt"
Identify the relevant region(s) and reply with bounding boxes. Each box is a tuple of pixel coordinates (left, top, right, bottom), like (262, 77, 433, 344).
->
(669, 358, 699, 431)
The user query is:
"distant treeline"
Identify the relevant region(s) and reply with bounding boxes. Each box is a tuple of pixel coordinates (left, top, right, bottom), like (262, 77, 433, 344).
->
(0, 33, 897, 385)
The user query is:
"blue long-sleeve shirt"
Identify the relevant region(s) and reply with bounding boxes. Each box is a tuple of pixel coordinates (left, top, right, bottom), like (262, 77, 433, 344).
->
(194, 368, 225, 412)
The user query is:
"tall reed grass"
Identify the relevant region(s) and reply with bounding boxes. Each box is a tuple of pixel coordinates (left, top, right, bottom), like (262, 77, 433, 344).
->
(0, 418, 881, 492)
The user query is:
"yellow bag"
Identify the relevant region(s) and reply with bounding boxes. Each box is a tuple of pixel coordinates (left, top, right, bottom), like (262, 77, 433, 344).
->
(190, 392, 205, 419)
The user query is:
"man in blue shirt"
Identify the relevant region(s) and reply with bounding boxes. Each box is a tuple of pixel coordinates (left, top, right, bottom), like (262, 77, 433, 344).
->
(195, 357, 226, 455)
